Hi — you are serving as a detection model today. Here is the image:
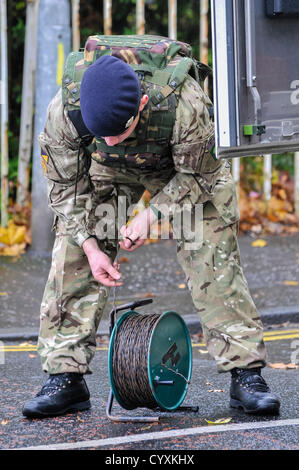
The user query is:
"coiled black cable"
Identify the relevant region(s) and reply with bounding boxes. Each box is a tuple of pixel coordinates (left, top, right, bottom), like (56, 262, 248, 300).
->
(112, 313, 161, 410)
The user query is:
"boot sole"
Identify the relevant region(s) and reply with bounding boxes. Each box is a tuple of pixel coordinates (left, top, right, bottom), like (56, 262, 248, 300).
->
(23, 399, 91, 419)
(230, 398, 280, 415)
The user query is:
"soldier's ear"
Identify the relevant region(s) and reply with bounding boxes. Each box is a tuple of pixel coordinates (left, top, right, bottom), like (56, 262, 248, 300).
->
(139, 94, 149, 111)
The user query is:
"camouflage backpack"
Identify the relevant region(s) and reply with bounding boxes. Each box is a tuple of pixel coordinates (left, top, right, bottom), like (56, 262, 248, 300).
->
(62, 35, 212, 170)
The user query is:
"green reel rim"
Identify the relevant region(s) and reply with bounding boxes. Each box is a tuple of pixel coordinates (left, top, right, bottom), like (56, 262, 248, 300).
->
(147, 311, 192, 411)
(108, 310, 192, 412)
(108, 310, 139, 410)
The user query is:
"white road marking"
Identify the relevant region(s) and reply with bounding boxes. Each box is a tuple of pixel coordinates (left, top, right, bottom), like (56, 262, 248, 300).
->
(16, 418, 299, 450)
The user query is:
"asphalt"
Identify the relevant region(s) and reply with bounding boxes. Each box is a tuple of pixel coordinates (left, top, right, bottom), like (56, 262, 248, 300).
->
(0, 332, 299, 450)
(0, 233, 299, 451)
(0, 233, 298, 340)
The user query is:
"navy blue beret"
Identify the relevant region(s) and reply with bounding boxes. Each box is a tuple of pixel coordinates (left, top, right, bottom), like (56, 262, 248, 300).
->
(80, 55, 141, 137)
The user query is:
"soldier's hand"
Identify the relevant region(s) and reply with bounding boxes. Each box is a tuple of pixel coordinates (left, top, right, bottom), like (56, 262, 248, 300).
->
(119, 207, 152, 252)
(82, 238, 123, 287)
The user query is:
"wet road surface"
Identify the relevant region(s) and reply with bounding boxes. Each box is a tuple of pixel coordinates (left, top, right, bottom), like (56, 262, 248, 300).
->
(0, 328, 298, 450)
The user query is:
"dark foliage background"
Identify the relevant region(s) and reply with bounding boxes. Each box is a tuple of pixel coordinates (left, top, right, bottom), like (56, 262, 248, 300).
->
(7, 0, 206, 194)
(79, 0, 202, 54)
(5, 0, 295, 203)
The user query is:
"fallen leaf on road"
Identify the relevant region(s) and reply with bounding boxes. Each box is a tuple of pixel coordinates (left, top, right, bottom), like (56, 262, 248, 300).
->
(268, 362, 299, 369)
(178, 284, 186, 289)
(0, 242, 26, 257)
(29, 354, 37, 358)
(19, 342, 33, 347)
(251, 239, 267, 247)
(207, 389, 225, 393)
(0, 292, 8, 296)
(191, 332, 203, 340)
(283, 281, 299, 286)
(205, 418, 232, 425)
(0, 221, 26, 245)
(118, 256, 129, 263)
(140, 423, 158, 431)
(144, 238, 160, 245)
(198, 349, 208, 354)
(96, 335, 109, 345)
(1, 419, 8, 425)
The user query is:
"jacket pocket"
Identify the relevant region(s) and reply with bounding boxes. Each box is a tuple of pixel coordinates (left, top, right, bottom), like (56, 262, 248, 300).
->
(40, 144, 66, 183)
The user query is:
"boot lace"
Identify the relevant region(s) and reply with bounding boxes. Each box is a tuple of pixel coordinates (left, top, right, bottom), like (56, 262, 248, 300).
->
(234, 368, 270, 393)
(36, 374, 75, 397)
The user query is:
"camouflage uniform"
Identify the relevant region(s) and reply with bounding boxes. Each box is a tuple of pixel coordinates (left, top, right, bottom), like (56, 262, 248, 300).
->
(38, 76, 267, 374)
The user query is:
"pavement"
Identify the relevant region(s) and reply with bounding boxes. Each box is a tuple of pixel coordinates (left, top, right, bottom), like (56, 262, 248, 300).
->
(0, 233, 299, 451)
(0, 233, 299, 339)
(1, 329, 299, 450)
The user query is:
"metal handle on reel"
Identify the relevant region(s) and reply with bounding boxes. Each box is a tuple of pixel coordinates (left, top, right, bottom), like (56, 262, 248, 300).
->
(109, 298, 153, 335)
(106, 389, 160, 423)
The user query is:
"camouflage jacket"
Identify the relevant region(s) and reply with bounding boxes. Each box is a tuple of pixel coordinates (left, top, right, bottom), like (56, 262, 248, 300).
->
(39, 76, 239, 247)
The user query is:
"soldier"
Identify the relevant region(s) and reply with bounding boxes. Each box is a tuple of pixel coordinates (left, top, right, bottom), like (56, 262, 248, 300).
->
(22, 36, 280, 418)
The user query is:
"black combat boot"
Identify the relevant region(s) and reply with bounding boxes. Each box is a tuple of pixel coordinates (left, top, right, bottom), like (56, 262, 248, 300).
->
(230, 368, 280, 415)
(22, 373, 91, 418)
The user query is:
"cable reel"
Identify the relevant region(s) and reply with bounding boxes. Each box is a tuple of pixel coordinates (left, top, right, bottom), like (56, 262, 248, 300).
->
(106, 299, 198, 423)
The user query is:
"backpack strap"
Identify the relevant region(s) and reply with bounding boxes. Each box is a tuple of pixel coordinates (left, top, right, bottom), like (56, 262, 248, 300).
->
(150, 57, 197, 105)
(195, 61, 213, 81)
(68, 109, 95, 187)
(150, 58, 213, 106)
(68, 109, 93, 145)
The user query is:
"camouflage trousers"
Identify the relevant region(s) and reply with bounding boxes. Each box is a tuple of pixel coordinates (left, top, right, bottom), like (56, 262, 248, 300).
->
(37, 161, 267, 374)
